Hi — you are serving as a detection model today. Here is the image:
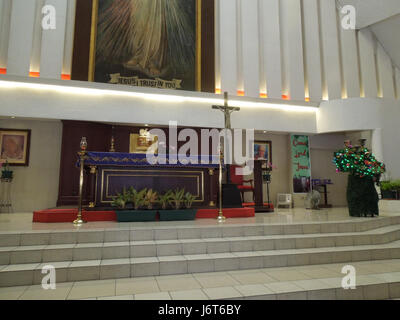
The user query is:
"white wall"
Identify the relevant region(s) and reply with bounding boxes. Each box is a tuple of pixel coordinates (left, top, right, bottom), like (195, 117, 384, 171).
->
(0, 119, 62, 212)
(309, 133, 348, 207)
(1, 0, 399, 103)
(381, 99, 400, 180)
(0, 0, 76, 78)
(243, 133, 291, 207)
(0, 76, 318, 134)
(310, 149, 348, 207)
(317, 97, 400, 179)
(0, 0, 399, 210)
(309, 133, 346, 150)
(317, 98, 384, 133)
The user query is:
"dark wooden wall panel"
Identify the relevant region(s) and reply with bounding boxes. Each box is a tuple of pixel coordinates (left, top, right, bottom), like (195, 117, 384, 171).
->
(57, 121, 218, 206)
(71, 0, 93, 81)
(201, 0, 215, 93)
(57, 120, 111, 206)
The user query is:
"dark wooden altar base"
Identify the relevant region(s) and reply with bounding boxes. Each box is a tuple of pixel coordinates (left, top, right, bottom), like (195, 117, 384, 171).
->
(32, 207, 255, 223)
(243, 203, 275, 213)
(254, 206, 275, 213)
(57, 120, 221, 207)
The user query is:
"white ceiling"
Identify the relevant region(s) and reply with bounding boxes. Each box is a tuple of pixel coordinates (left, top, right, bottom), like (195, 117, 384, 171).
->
(370, 14, 400, 69)
(337, 0, 400, 28)
(337, 0, 400, 68)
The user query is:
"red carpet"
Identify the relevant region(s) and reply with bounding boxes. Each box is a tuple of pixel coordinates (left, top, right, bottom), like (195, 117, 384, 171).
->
(33, 207, 255, 223)
(32, 209, 116, 223)
(196, 207, 255, 219)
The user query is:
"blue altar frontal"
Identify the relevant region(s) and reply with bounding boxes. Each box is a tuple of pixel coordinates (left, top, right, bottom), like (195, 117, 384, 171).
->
(82, 152, 220, 168)
(81, 152, 220, 208)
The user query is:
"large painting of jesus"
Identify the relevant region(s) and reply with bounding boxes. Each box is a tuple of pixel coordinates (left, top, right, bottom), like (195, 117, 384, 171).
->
(93, 0, 199, 91)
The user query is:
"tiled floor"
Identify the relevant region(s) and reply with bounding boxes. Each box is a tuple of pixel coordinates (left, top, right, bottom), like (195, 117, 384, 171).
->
(1, 208, 400, 299)
(0, 259, 398, 300)
(2, 207, 397, 233)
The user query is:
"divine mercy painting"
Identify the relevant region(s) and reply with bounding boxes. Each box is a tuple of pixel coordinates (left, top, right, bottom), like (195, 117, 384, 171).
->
(95, 0, 198, 91)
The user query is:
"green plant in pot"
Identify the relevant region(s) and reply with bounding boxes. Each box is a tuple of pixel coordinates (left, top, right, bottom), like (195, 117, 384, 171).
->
(115, 187, 157, 222)
(1, 161, 13, 180)
(144, 189, 159, 210)
(111, 187, 130, 209)
(158, 190, 173, 210)
(128, 187, 147, 210)
(184, 192, 196, 209)
(171, 188, 185, 210)
(380, 181, 400, 200)
(159, 188, 197, 221)
(392, 180, 400, 200)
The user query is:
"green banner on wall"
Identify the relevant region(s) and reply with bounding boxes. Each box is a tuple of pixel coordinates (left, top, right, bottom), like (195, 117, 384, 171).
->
(291, 135, 311, 193)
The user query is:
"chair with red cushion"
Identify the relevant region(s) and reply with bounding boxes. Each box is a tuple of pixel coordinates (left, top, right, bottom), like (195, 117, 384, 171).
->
(230, 165, 255, 203)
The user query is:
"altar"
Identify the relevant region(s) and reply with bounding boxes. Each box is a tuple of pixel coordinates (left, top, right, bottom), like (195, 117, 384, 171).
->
(81, 152, 220, 208)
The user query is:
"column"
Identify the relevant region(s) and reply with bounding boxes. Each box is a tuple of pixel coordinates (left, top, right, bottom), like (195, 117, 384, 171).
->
(259, 0, 282, 99)
(320, 0, 342, 100)
(371, 128, 384, 163)
(302, 0, 323, 101)
(0, 0, 12, 71)
(40, 0, 68, 79)
(219, 0, 238, 95)
(358, 28, 378, 98)
(280, 0, 305, 100)
(240, 0, 259, 98)
(7, 0, 37, 76)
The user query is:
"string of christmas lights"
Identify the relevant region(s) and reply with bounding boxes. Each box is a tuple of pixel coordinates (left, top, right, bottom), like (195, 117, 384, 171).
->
(333, 144, 385, 178)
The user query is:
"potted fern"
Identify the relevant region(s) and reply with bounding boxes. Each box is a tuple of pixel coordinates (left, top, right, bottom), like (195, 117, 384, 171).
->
(114, 187, 158, 222)
(159, 188, 198, 221)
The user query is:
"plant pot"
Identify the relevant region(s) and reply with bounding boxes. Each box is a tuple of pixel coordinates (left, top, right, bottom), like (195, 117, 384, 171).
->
(1, 170, 13, 180)
(159, 209, 197, 221)
(347, 175, 379, 217)
(381, 190, 397, 200)
(116, 210, 157, 222)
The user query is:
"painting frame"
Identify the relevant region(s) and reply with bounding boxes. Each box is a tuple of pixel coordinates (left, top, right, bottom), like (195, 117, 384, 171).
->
(254, 140, 272, 164)
(129, 133, 159, 154)
(88, 0, 203, 92)
(0, 129, 31, 166)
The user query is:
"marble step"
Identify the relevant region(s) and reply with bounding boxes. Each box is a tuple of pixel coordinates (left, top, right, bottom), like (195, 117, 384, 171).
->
(1, 216, 399, 247)
(87, 276, 400, 300)
(1, 224, 400, 265)
(1, 240, 400, 287)
(205, 273, 400, 300)
(5, 261, 400, 300)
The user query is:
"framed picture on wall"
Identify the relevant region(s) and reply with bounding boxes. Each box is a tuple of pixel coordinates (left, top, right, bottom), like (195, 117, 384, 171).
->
(254, 141, 272, 163)
(129, 129, 158, 154)
(0, 129, 31, 166)
(91, 0, 202, 92)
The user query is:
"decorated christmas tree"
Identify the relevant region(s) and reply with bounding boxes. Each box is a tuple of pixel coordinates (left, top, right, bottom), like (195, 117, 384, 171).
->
(333, 139, 385, 217)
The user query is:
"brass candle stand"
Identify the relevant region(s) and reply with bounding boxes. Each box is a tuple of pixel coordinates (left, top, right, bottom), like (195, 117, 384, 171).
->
(73, 137, 88, 226)
(217, 146, 226, 223)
